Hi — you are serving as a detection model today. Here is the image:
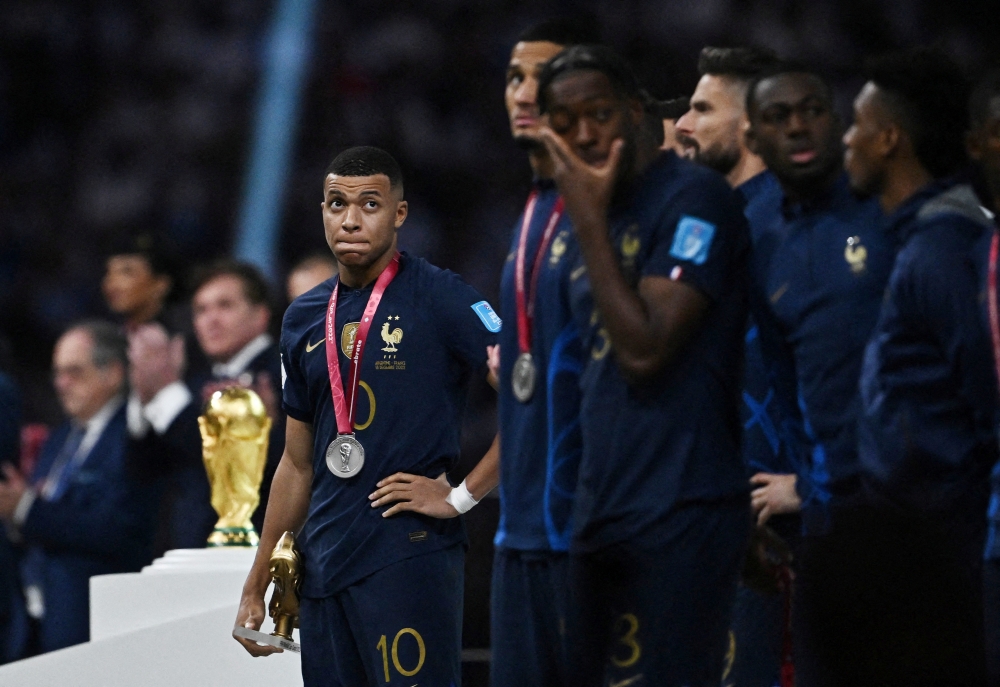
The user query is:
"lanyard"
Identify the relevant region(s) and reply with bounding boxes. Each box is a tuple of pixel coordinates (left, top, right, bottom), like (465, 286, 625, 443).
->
(325, 253, 400, 434)
(514, 191, 565, 353)
(989, 231, 1000, 395)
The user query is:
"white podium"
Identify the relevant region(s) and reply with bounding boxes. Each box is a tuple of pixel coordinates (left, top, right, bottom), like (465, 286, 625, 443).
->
(0, 548, 303, 686)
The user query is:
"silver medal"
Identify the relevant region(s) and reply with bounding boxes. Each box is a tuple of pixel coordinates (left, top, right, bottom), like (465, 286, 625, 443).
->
(512, 352, 537, 403)
(326, 434, 365, 478)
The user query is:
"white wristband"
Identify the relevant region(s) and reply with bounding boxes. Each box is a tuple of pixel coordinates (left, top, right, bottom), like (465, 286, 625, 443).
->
(445, 479, 479, 514)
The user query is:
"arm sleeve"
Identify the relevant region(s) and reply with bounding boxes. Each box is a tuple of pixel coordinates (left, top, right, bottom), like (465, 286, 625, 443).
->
(432, 271, 499, 374)
(280, 315, 312, 423)
(902, 234, 997, 427)
(642, 180, 750, 303)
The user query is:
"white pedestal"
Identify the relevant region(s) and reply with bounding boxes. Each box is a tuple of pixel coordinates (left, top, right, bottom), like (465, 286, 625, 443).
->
(0, 548, 303, 686)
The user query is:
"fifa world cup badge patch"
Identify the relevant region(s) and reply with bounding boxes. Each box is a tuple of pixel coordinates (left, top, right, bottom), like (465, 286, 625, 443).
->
(472, 301, 502, 332)
(669, 216, 716, 265)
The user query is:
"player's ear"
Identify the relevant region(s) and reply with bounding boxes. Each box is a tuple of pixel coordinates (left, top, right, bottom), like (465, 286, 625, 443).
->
(394, 200, 408, 229)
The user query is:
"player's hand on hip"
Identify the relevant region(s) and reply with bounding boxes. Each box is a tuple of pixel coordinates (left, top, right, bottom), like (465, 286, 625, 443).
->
(750, 472, 802, 526)
(370, 472, 459, 518)
(233, 593, 283, 656)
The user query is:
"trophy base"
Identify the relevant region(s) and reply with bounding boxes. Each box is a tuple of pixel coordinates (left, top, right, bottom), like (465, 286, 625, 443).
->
(233, 626, 300, 653)
(207, 527, 259, 547)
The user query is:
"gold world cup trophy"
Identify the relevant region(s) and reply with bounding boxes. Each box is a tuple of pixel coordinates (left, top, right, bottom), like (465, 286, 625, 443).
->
(199, 387, 271, 547)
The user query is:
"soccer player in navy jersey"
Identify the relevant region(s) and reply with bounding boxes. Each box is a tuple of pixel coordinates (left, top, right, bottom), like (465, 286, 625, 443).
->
(844, 50, 996, 686)
(534, 45, 752, 686)
(476, 18, 601, 687)
(679, 45, 793, 687)
(741, 65, 894, 685)
(233, 146, 501, 687)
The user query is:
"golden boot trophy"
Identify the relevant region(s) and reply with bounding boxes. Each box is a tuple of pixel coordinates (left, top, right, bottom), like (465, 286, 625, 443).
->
(232, 531, 303, 653)
(199, 387, 271, 547)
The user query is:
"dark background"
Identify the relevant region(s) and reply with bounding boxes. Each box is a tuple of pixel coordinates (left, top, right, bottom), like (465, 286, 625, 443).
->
(1, 0, 998, 678)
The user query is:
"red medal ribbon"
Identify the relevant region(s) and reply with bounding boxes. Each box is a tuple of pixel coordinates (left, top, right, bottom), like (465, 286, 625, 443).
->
(514, 191, 565, 354)
(325, 252, 400, 435)
(988, 231, 1000, 394)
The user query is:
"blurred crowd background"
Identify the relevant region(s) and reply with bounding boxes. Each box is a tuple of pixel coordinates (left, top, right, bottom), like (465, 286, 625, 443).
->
(2, 0, 998, 425)
(1, 0, 1000, 675)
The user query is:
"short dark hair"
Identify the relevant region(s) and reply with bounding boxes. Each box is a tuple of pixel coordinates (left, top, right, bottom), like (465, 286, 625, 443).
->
(970, 69, 1000, 130)
(865, 47, 969, 178)
(191, 260, 271, 309)
(516, 16, 601, 47)
(745, 61, 834, 116)
(649, 95, 691, 121)
(69, 320, 128, 370)
(106, 231, 179, 280)
(698, 46, 780, 85)
(538, 45, 641, 115)
(326, 146, 403, 194)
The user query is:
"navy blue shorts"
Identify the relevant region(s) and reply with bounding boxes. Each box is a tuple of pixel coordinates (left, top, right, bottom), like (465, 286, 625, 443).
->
(490, 549, 569, 687)
(299, 544, 464, 687)
(566, 499, 750, 687)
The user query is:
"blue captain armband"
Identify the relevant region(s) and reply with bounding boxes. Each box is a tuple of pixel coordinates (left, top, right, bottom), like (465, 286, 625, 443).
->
(471, 301, 502, 332)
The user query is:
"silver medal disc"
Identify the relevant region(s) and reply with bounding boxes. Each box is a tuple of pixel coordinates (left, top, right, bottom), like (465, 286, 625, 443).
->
(512, 352, 537, 403)
(326, 434, 365, 478)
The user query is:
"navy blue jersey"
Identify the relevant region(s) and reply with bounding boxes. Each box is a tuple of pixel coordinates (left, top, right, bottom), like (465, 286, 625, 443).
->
(280, 253, 498, 597)
(859, 182, 998, 522)
(568, 151, 751, 551)
(496, 182, 584, 552)
(737, 171, 796, 478)
(749, 173, 890, 531)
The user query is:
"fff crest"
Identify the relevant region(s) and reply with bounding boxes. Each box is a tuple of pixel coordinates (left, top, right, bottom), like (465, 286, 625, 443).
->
(845, 235, 867, 274)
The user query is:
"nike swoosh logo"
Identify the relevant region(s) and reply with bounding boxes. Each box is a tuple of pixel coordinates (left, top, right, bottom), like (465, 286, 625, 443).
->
(305, 339, 323, 353)
(609, 675, 643, 687)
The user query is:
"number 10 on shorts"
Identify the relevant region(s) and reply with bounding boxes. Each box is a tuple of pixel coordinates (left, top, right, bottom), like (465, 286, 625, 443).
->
(376, 627, 426, 682)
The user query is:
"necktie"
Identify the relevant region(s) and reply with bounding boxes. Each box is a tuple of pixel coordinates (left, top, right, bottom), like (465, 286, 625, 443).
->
(40, 425, 85, 500)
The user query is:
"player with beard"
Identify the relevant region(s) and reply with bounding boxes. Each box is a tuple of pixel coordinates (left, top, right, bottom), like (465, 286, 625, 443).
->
(676, 47, 778, 188)
(490, 18, 599, 687)
(846, 49, 996, 686)
(678, 46, 793, 687)
(742, 63, 893, 686)
(535, 45, 751, 686)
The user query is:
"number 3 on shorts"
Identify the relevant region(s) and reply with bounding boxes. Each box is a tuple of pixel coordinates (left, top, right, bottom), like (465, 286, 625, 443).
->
(376, 628, 426, 682)
(611, 613, 641, 668)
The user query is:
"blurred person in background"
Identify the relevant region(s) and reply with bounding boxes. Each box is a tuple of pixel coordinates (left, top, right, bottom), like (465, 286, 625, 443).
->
(968, 68, 1000, 687)
(0, 321, 156, 655)
(128, 261, 283, 549)
(656, 95, 689, 156)
(286, 253, 338, 303)
(103, 232, 183, 333)
(0, 338, 24, 663)
(488, 17, 597, 687)
(743, 62, 892, 686)
(847, 48, 996, 686)
(536, 45, 751, 686)
(679, 45, 791, 687)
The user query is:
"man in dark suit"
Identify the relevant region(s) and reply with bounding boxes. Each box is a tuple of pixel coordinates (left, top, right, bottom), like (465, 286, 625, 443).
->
(128, 261, 283, 550)
(0, 321, 155, 654)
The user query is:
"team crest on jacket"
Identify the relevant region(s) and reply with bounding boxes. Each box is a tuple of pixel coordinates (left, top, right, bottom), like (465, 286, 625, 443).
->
(844, 235, 867, 274)
(549, 231, 569, 266)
